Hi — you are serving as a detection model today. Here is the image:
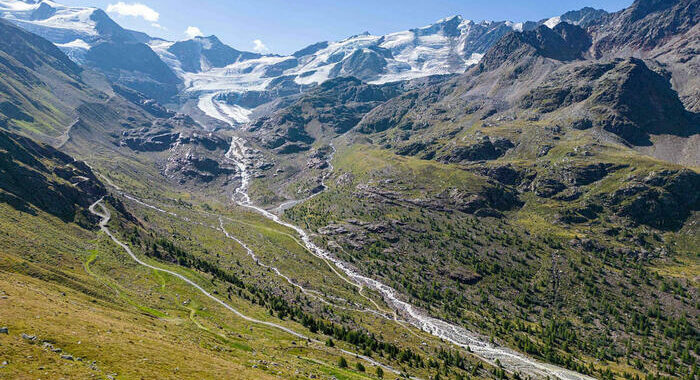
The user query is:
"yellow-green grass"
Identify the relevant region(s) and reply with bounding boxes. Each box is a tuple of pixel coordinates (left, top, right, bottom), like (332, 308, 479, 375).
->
(93, 181, 494, 378)
(332, 143, 488, 194)
(0, 269, 284, 380)
(112, 189, 456, 352)
(114, 186, 391, 313)
(0, 200, 455, 379)
(84, 250, 167, 318)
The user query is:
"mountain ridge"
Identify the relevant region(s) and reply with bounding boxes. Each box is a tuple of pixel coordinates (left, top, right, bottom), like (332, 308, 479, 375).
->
(1, 0, 615, 123)
(0, 0, 181, 101)
(0, 1, 698, 379)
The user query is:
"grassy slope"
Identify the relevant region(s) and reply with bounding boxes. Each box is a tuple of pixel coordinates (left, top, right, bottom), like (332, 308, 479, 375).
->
(0, 199, 409, 379)
(279, 134, 699, 379)
(0, 145, 502, 380)
(98, 170, 502, 379)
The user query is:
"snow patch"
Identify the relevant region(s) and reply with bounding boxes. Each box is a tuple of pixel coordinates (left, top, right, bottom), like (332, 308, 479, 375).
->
(544, 16, 561, 29)
(56, 38, 90, 50)
(507, 21, 524, 32)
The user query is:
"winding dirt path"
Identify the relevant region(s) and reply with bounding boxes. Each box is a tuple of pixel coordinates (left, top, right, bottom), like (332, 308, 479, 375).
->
(99, 174, 390, 317)
(88, 198, 404, 376)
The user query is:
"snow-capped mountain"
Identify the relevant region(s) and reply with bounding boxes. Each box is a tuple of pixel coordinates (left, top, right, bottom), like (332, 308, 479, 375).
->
(0, 0, 180, 102)
(153, 16, 540, 125)
(0, 0, 122, 62)
(1, 0, 610, 126)
(163, 35, 263, 73)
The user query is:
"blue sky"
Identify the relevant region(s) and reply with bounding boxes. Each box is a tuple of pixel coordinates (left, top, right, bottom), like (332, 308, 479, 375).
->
(60, 0, 633, 54)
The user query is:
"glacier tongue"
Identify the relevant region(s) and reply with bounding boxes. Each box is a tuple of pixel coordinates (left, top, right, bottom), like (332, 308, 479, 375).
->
(197, 93, 252, 126)
(154, 15, 527, 126)
(1, 1, 606, 129)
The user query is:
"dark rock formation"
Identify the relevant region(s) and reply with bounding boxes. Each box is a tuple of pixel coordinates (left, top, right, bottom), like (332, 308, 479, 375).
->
(246, 77, 405, 153)
(438, 137, 515, 163)
(0, 130, 105, 223)
(478, 23, 590, 72)
(168, 35, 261, 73)
(607, 169, 700, 230)
(521, 58, 698, 145)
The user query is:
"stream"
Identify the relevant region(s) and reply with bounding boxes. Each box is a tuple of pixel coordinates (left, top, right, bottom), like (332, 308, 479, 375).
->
(225, 136, 596, 380)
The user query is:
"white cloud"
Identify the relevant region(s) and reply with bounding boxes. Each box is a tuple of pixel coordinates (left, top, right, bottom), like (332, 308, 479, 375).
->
(106, 2, 159, 22)
(252, 39, 269, 53)
(151, 23, 166, 30)
(185, 26, 204, 39)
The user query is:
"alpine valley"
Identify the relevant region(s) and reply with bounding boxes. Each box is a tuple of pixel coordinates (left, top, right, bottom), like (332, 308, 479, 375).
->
(0, 0, 697, 379)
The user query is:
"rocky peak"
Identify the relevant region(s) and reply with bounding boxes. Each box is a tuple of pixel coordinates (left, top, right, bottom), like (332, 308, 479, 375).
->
(553, 22, 593, 52)
(558, 7, 609, 27)
(29, 2, 55, 20)
(90, 8, 134, 42)
(588, 57, 698, 144)
(414, 15, 464, 37)
(292, 41, 329, 58)
(167, 35, 261, 73)
(628, 0, 679, 22)
(521, 56, 698, 145)
(592, 0, 698, 55)
(478, 23, 590, 71)
(0, 18, 80, 76)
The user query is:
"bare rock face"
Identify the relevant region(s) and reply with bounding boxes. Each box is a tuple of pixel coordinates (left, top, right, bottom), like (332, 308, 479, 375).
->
(532, 178, 567, 198)
(559, 163, 624, 186)
(591, 0, 698, 56)
(589, 0, 700, 112)
(165, 155, 236, 183)
(163, 132, 236, 184)
(113, 97, 237, 185)
(556, 169, 700, 229)
(0, 130, 105, 224)
(119, 113, 199, 152)
(113, 85, 174, 118)
(472, 164, 524, 186)
(245, 77, 406, 154)
(520, 58, 699, 145)
(607, 169, 700, 230)
(354, 179, 522, 218)
(167, 35, 261, 73)
(121, 130, 179, 152)
(355, 80, 453, 135)
(586, 58, 697, 145)
(437, 136, 515, 163)
(478, 23, 590, 72)
(532, 163, 624, 198)
(83, 16, 181, 103)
